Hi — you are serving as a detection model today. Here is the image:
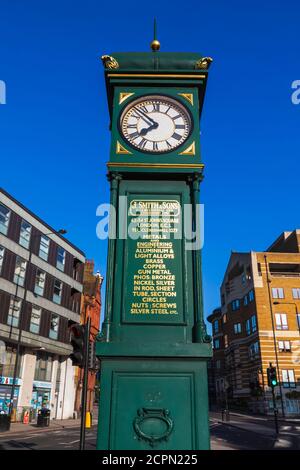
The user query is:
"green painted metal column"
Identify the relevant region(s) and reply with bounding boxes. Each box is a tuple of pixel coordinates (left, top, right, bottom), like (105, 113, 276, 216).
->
(96, 48, 213, 450)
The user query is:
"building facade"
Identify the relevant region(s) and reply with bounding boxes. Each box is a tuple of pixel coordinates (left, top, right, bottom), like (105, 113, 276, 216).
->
(0, 188, 85, 421)
(208, 230, 300, 415)
(74, 260, 103, 416)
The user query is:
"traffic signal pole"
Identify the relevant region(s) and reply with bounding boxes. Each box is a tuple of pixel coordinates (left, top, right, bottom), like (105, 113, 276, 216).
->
(79, 316, 91, 450)
(268, 362, 279, 435)
(271, 383, 279, 434)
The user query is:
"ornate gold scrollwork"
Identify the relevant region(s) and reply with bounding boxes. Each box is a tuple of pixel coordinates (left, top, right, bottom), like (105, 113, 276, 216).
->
(195, 57, 213, 70)
(101, 55, 119, 70)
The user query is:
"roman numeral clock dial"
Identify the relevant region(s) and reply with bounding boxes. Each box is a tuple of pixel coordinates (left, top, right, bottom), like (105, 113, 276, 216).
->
(120, 95, 193, 154)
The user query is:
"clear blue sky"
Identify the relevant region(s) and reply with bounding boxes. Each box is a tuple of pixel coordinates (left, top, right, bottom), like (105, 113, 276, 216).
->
(0, 0, 299, 326)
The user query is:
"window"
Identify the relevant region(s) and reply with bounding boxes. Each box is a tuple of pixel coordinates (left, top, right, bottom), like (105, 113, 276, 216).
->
(71, 296, 80, 314)
(49, 314, 59, 340)
(0, 346, 21, 378)
(282, 369, 296, 388)
(39, 235, 50, 261)
(213, 320, 219, 334)
(214, 339, 220, 349)
(222, 314, 227, 324)
(244, 295, 248, 306)
(232, 299, 240, 311)
(0, 246, 5, 274)
(14, 256, 27, 287)
(242, 273, 246, 284)
(248, 290, 255, 302)
(249, 341, 259, 359)
(278, 340, 291, 352)
(53, 279, 62, 304)
(56, 247, 66, 271)
(30, 306, 41, 334)
(7, 298, 22, 327)
(224, 334, 228, 348)
(234, 323, 242, 334)
(292, 288, 300, 300)
(34, 269, 45, 296)
(34, 352, 53, 381)
(19, 220, 32, 249)
(216, 360, 221, 369)
(246, 319, 251, 336)
(221, 294, 225, 306)
(251, 315, 257, 333)
(0, 204, 11, 235)
(297, 314, 300, 329)
(275, 313, 288, 330)
(272, 287, 284, 299)
(73, 260, 80, 281)
(257, 263, 262, 276)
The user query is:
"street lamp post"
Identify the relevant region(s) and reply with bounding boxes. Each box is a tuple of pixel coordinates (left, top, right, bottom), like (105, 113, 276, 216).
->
(264, 255, 285, 417)
(8, 228, 67, 424)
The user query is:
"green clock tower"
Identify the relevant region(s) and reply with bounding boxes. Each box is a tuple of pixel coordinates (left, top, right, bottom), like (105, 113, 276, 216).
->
(96, 33, 213, 450)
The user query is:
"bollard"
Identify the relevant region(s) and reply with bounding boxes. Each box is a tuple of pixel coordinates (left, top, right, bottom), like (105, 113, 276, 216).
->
(85, 411, 91, 429)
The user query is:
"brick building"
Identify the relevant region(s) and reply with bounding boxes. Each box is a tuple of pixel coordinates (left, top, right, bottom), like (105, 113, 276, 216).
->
(74, 260, 103, 415)
(208, 230, 300, 415)
(0, 188, 85, 420)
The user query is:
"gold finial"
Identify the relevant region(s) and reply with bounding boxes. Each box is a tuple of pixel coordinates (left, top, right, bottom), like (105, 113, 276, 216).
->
(195, 57, 213, 70)
(150, 18, 160, 51)
(101, 55, 119, 69)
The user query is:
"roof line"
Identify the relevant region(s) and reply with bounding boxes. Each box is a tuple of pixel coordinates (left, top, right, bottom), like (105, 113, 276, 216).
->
(0, 187, 85, 257)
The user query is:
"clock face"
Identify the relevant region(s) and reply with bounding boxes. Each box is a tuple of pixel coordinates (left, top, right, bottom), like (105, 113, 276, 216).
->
(120, 95, 192, 153)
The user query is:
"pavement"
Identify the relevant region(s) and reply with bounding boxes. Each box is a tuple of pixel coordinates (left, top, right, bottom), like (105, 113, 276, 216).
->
(210, 411, 300, 450)
(0, 417, 87, 436)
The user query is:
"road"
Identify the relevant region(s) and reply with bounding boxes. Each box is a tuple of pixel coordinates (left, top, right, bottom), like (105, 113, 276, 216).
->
(0, 414, 299, 450)
(0, 426, 97, 450)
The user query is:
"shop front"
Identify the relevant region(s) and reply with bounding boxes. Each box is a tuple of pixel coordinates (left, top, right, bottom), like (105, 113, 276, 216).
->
(0, 377, 21, 415)
(31, 381, 51, 421)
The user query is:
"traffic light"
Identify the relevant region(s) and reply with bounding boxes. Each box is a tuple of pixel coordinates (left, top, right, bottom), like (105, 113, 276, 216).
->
(267, 366, 278, 387)
(69, 323, 85, 367)
(88, 341, 96, 370)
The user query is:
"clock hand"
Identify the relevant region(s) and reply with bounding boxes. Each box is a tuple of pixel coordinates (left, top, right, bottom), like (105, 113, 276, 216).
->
(140, 122, 159, 136)
(134, 108, 158, 126)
